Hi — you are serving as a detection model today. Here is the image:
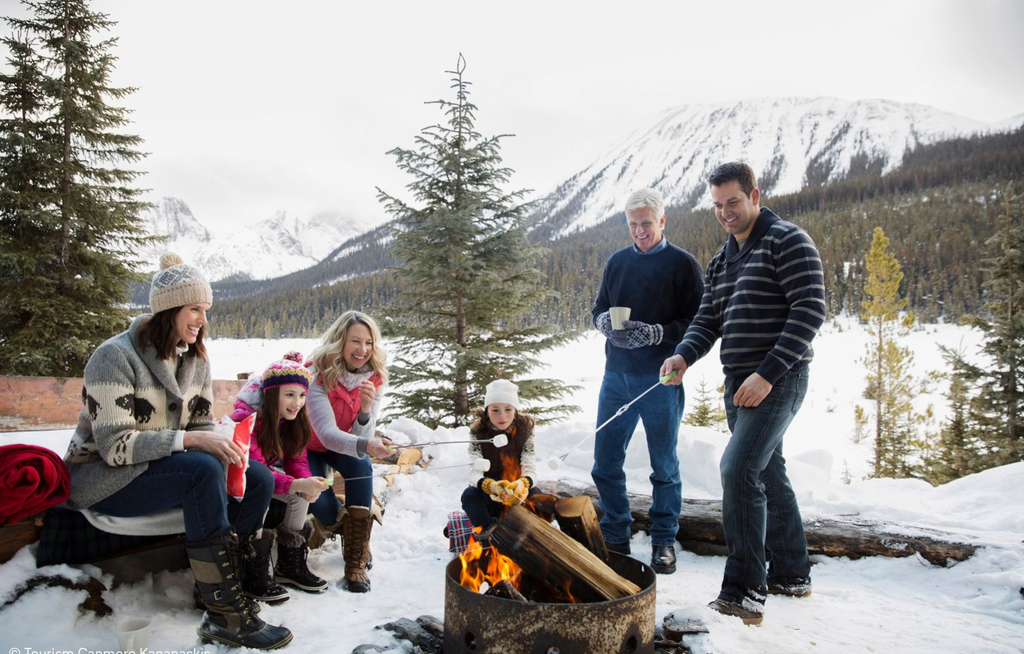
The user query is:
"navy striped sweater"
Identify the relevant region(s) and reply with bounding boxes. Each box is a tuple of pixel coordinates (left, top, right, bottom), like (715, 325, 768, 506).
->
(675, 208, 826, 384)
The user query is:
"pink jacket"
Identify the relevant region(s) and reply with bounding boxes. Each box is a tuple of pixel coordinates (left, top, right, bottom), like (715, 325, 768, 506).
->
(248, 416, 313, 496)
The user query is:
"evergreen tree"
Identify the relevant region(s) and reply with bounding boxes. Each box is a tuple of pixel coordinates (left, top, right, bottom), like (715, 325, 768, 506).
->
(377, 55, 578, 428)
(926, 348, 984, 484)
(683, 376, 726, 431)
(953, 182, 1024, 466)
(0, 0, 153, 377)
(860, 226, 922, 478)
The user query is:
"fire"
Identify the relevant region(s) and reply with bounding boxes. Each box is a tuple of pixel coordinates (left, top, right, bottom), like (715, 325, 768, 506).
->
(458, 531, 522, 593)
(499, 449, 521, 482)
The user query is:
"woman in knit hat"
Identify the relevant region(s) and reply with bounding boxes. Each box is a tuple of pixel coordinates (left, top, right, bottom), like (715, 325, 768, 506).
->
(461, 379, 539, 534)
(62, 253, 291, 650)
(229, 351, 329, 597)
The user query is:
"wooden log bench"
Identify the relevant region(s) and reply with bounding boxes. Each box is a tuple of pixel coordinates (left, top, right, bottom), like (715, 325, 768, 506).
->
(536, 479, 979, 566)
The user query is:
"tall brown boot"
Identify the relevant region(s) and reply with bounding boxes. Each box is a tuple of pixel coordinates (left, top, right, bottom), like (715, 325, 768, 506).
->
(307, 507, 345, 551)
(342, 506, 373, 593)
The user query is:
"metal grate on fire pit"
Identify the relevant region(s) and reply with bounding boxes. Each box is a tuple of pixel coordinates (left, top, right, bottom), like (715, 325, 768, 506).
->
(444, 551, 657, 654)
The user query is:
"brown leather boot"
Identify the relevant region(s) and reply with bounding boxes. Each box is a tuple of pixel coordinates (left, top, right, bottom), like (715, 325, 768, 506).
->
(342, 505, 373, 593)
(307, 506, 345, 551)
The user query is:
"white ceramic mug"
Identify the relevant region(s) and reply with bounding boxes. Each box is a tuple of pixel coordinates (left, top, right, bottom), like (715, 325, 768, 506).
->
(116, 617, 151, 654)
(609, 306, 632, 330)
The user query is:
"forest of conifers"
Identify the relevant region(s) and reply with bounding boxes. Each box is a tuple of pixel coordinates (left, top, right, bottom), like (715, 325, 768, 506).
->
(203, 127, 1024, 339)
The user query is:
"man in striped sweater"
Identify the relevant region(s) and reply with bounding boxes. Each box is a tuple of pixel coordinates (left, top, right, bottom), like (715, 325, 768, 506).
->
(661, 162, 826, 625)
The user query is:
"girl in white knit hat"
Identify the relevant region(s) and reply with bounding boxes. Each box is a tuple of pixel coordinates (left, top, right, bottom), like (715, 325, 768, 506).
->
(461, 379, 538, 533)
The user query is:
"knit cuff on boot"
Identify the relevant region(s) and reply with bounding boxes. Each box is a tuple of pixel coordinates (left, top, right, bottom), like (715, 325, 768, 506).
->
(276, 525, 307, 549)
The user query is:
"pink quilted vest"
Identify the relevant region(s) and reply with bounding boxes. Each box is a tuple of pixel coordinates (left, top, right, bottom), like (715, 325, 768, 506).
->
(307, 371, 383, 452)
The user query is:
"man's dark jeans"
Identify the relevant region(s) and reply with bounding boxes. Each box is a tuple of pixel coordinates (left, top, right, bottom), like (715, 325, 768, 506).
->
(719, 367, 811, 607)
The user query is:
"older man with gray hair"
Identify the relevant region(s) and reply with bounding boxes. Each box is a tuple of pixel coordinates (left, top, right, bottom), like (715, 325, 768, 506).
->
(591, 188, 704, 574)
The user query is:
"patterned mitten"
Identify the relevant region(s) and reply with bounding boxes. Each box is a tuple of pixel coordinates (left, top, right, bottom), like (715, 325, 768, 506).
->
(621, 320, 663, 348)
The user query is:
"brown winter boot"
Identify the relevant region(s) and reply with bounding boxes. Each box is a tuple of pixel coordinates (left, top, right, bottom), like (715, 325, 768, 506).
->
(342, 505, 373, 593)
(307, 507, 345, 551)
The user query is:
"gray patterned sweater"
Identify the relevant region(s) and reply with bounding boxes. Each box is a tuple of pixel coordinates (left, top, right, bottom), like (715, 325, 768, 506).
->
(63, 315, 216, 510)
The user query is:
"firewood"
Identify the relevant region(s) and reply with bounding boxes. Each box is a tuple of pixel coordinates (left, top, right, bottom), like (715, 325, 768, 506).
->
(490, 505, 640, 603)
(484, 579, 528, 602)
(555, 496, 609, 561)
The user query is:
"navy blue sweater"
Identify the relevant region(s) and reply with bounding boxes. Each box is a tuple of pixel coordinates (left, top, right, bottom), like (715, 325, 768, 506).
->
(592, 240, 704, 374)
(675, 209, 826, 383)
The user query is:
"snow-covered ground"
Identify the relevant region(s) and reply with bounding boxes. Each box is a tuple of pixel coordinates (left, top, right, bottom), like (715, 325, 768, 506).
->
(2, 319, 1022, 654)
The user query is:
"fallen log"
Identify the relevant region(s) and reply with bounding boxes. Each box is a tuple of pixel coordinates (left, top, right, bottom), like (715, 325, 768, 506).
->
(536, 479, 979, 566)
(554, 496, 609, 561)
(490, 505, 640, 602)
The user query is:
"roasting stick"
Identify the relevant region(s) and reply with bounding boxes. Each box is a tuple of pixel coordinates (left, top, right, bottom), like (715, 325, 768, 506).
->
(314, 458, 492, 486)
(391, 433, 509, 449)
(546, 370, 677, 471)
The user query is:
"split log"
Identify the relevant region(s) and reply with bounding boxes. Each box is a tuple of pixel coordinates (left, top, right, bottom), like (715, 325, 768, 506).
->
(555, 496, 609, 561)
(490, 505, 640, 603)
(536, 479, 979, 567)
(484, 579, 528, 602)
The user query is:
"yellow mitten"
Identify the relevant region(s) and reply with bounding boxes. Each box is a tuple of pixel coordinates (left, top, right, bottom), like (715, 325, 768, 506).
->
(509, 478, 530, 502)
(483, 478, 509, 504)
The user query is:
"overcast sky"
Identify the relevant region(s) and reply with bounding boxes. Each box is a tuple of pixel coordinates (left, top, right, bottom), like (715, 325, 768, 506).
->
(3, 0, 1023, 230)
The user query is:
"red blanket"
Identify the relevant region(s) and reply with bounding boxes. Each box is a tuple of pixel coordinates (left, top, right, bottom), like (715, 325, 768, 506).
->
(0, 444, 71, 525)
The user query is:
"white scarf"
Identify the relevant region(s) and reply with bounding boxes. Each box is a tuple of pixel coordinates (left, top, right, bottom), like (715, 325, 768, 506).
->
(337, 365, 374, 391)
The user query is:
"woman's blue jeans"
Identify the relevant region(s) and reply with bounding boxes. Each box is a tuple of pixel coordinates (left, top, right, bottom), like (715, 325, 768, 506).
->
(90, 451, 274, 543)
(306, 449, 373, 524)
(719, 367, 811, 607)
(591, 370, 684, 546)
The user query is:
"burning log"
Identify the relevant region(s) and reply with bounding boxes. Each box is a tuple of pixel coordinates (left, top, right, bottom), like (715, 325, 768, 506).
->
(483, 579, 528, 602)
(537, 479, 979, 566)
(490, 505, 640, 603)
(554, 496, 609, 561)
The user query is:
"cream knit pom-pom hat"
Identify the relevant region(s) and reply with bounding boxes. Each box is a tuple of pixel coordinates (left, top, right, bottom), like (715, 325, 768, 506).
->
(149, 252, 213, 314)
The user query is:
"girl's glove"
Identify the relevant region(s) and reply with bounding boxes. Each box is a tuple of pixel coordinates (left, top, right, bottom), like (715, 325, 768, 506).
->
(482, 478, 511, 504)
(595, 312, 614, 338)
(508, 478, 530, 503)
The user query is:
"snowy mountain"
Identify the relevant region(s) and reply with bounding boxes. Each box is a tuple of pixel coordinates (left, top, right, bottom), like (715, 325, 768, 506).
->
(530, 97, 999, 237)
(140, 200, 367, 281)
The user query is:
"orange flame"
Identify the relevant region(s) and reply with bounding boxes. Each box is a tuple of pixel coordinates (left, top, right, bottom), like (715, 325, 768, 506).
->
(459, 530, 522, 593)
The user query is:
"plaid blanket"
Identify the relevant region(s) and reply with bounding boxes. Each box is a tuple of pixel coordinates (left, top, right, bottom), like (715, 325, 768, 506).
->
(36, 501, 288, 566)
(445, 510, 474, 554)
(36, 507, 179, 566)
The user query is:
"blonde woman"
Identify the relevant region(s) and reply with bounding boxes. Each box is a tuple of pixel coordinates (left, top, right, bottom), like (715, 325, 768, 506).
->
(304, 310, 391, 593)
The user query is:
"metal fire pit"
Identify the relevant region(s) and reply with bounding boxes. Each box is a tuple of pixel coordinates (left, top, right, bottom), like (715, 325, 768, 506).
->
(444, 552, 656, 654)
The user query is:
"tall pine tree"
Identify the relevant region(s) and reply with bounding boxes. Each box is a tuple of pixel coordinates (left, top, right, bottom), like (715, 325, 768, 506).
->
(926, 347, 985, 484)
(860, 226, 923, 478)
(378, 55, 578, 428)
(949, 182, 1024, 466)
(0, 0, 153, 377)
